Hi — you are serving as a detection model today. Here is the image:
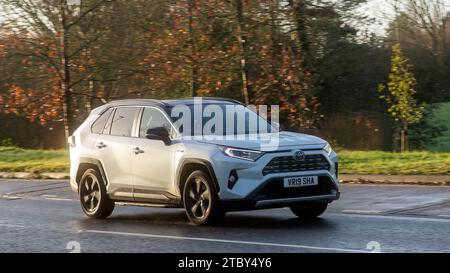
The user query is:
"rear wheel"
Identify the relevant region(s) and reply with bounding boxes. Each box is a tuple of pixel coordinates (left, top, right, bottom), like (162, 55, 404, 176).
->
(183, 170, 225, 226)
(79, 169, 114, 219)
(290, 202, 328, 219)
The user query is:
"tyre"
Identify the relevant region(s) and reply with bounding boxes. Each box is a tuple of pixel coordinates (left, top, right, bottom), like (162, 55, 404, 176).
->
(79, 168, 114, 219)
(290, 202, 328, 219)
(183, 170, 225, 226)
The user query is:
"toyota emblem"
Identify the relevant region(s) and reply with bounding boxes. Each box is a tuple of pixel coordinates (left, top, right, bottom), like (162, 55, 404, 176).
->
(293, 150, 305, 161)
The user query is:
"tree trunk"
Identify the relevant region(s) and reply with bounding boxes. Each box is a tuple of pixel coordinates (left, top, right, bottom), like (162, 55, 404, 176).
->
(404, 123, 409, 152)
(235, 0, 251, 105)
(288, 0, 310, 68)
(443, 17, 448, 66)
(400, 123, 408, 152)
(86, 79, 94, 113)
(187, 0, 198, 97)
(400, 128, 405, 152)
(269, 0, 281, 73)
(60, 0, 73, 142)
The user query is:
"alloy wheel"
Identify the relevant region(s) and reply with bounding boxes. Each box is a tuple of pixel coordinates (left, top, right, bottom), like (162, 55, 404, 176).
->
(80, 174, 101, 212)
(187, 177, 211, 219)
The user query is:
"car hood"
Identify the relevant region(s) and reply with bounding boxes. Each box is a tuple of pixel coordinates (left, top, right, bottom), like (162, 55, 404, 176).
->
(187, 131, 327, 151)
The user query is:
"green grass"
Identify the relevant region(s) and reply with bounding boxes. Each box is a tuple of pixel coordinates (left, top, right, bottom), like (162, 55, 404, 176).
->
(0, 146, 68, 173)
(0, 146, 449, 175)
(426, 102, 450, 152)
(339, 150, 450, 175)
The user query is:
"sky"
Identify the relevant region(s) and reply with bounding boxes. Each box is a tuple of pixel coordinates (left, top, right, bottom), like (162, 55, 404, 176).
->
(358, 0, 396, 35)
(359, 0, 450, 36)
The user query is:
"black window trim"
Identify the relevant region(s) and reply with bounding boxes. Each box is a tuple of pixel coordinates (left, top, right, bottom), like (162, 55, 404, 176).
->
(136, 106, 179, 139)
(102, 107, 116, 135)
(90, 105, 178, 138)
(90, 107, 114, 135)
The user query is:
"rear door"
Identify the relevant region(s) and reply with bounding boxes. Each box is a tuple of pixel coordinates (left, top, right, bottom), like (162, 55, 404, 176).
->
(95, 106, 140, 201)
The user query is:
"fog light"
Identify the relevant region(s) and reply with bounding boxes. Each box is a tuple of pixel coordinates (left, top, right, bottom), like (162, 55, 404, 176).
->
(228, 170, 239, 189)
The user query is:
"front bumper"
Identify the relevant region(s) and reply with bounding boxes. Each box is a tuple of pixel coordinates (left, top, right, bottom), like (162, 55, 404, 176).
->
(221, 190, 340, 211)
(255, 191, 340, 208)
(211, 147, 339, 211)
(220, 175, 340, 211)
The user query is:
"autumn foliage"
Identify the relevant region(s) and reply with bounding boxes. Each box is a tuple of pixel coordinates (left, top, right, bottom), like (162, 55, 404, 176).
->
(0, 0, 321, 139)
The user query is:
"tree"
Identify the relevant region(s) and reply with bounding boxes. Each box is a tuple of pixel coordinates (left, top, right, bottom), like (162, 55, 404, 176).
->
(0, 0, 116, 141)
(234, 0, 252, 105)
(0, 0, 377, 148)
(237, 0, 320, 128)
(187, 0, 199, 97)
(378, 43, 424, 152)
(385, 1, 450, 103)
(404, 0, 447, 63)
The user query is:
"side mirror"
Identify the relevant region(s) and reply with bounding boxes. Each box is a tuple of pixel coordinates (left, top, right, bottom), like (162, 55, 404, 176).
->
(146, 127, 171, 145)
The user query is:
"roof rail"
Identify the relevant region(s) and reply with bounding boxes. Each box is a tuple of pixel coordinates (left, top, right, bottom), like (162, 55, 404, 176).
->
(105, 99, 168, 107)
(179, 97, 244, 105)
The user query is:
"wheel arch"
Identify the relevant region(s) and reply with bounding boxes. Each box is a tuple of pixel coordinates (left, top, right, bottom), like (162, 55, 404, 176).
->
(176, 158, 220, 200)
(76, 158, 108, 188)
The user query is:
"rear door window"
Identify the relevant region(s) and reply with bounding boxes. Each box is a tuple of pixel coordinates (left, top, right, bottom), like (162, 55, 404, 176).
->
(110, 107, 139, 137)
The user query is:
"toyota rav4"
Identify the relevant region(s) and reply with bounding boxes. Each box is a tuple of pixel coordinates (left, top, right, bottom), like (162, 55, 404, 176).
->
(69, 98, 339, 225)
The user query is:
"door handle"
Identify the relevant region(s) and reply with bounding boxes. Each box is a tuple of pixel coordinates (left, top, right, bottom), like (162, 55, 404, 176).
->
(95, 142, 107, 149)
(132, 147, 144, 154)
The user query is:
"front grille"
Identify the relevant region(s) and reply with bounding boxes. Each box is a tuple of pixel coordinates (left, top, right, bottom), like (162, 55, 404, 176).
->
(255, 176, 336, 200)
(262, 154, 330, 175)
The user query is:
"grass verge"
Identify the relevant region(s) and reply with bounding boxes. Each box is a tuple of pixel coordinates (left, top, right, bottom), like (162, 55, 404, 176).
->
(339, 150, 450, 175)
(0, 146, 449, 175)
(0, 146, 68, 173)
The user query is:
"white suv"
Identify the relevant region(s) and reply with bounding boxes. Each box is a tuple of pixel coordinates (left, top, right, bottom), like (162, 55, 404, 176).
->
(69, 98, 339, 225)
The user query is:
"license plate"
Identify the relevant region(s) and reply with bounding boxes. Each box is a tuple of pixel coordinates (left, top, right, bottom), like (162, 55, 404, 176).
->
(283, 176, 318, 188)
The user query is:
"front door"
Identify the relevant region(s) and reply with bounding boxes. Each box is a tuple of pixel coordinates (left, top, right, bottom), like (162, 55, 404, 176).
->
(131, 107, 178, 202)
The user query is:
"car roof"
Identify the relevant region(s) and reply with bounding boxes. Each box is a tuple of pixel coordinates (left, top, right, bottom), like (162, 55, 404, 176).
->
(162, 98, 242, 106)
(91, 97, 243, 116)
(104, 97, 242, 108)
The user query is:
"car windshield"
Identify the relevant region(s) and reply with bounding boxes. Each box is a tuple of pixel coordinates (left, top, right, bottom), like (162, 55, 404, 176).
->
(168, 103, 276, 136)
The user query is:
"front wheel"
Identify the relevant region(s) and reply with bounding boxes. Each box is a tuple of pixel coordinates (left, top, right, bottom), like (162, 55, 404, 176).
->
(79, 169, 114, 219)
(183, 170, 225, 226)
(290, 202, 328, 219)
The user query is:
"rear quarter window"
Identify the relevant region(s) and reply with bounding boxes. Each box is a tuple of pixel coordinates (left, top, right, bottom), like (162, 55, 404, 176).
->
(91, 108, 113, 134)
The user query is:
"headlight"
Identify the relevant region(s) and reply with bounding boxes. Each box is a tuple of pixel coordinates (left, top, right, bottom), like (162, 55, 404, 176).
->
(219, 146, 264, 161)
(323, 143, 333, 155)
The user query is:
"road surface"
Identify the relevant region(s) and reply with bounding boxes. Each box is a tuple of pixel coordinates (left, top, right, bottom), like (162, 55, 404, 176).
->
(1, 179, 450, 253)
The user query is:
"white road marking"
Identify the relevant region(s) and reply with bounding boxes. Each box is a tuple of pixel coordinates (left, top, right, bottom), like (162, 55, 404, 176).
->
(0, 194, 22, 200)
(329, 212, 450, 223)
(41, 194, 58, 198)
(342, 209, 382, 214)
(0, 221, 26, 228)
(44, 197, 73, 201)
(81, 229, 371, 253)
(0, 224, 26, 228)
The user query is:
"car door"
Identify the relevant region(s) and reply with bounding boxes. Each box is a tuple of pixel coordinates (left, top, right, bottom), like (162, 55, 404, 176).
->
(131, 106, 178, 202)
(95, 106, 140, 201)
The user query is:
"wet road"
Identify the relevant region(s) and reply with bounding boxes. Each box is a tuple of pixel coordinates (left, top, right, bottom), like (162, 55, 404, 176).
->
(1, 179, 450, 253)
